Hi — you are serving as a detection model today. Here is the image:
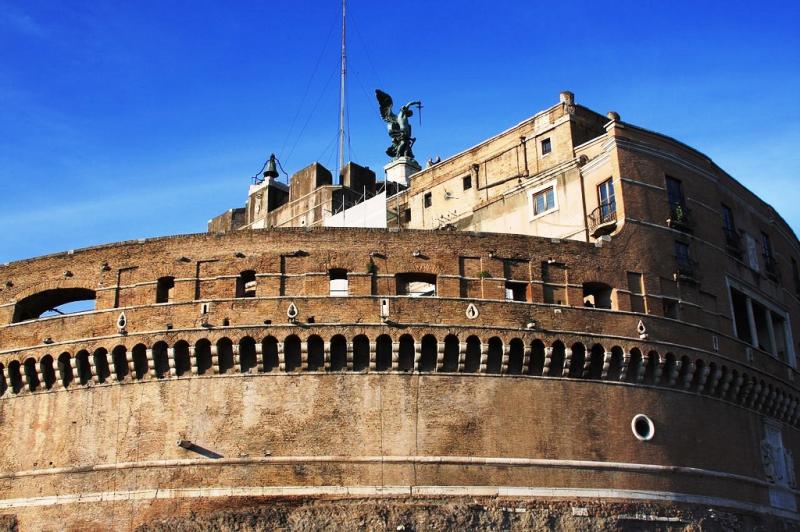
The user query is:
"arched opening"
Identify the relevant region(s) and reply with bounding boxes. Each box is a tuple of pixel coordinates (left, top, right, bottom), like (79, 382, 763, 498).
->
(529, 340, 545, 376)
(284, 335, 301, 372)
(398, 334, 415, 372)
(725, 369, 739, 401)
(569, 342, 586, 378)
(238, 337, 257, 373)
(329, 335, 347, 371)
(507, 339, 524, 375)
(75, 350, 92, 385)
(704, 362, 718, 394)
(12, 287, 97, 322)
(486, 337, 503, 374)
(40, 355, 56, 389)
(464, 336, 481, 373)
(587, 344, 605, 379)
(375, 335, 392, 371)
(262, 336, 278, 372)
(677, 355, 693, 388)
(23, 358, 40, 391)
(644, 351, 660, 384)
(419, 335, 437, 372)
(152, 342, 170, 378)
(329, 269, 349, 296)
(236, 270, 257, 298)
(111, 346, 128, 381)
(173, 341, 191, 376)
(215, 338, 234, 374)
(548, 341, 565, 377)
(691, 359, 706, 391)
(132, 344, 149, 380)
(624, 348, 643, 382)
(607, 346, 624, 380)
(715, 365, 729, 397)
(7, 361, 23, 393)
(396, 272, 436, 297)
(307, 335, 324, 371)
(582, 282, 613, 309)
(0, 364, 6, 396)
(353, 335, 370, 372)
(442, 335, 460, 372)
(57, 353, 73, 388)
(93, 348, 111, 383)
(661, 353, 677, 386)
(156, 276, 175, 303)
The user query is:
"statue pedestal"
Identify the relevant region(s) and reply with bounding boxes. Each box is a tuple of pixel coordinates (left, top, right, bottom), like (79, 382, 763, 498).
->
(384, 157, 421, 187)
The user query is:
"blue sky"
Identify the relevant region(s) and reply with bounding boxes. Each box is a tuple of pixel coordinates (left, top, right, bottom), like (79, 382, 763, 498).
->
(1, 0, 798, 264)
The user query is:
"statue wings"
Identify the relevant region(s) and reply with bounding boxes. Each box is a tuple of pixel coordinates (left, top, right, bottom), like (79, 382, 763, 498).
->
(375, 89, 395, 123)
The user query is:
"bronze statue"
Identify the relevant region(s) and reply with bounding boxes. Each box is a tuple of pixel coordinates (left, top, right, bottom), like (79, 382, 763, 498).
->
(375, 89, 422, 161)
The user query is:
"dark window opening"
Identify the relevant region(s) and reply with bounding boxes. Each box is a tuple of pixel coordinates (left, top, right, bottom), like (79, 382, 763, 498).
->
(93, 349, 111, 384)
(329, 335, 347, 371)
(262, 337, 279, 372)
(152, 342, 170, 378)
(541, 137, 552, 155)
(419, 335, 437, 372)
(423, 192, 432, 208)
(721, 204, 740, 252)
(442, 335, 459, 372)
(464, 336, 481, 373)
(307, 335, 324, 371)
(505, 281, 528, 302)
(173, 342, 191, 376)
(353, 335, 370, 372)
(375, 335, 392, 371)
(403, 209, 411, 222)
(284, 336, 301, 372)
(398, 335, 415, 372)
(195, 340, 212, 375)
(396, 272, 436, 297)
(239, 337, 257, 373)
(156, 276, 175, 303)
(236, 270, 257, 298)
(583, 282, 613, 309)
(662, 298, 679, 319)
(462, 175, 472, 190)
(13, 288, 97, 323)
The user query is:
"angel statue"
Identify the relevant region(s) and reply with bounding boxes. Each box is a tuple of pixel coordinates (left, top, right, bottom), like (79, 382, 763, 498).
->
(375, 89, 422, 161)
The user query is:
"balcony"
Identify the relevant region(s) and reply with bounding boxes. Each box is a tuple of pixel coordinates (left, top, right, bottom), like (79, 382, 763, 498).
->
(667, 203, 693, 233)
(588, 205, 617, 238)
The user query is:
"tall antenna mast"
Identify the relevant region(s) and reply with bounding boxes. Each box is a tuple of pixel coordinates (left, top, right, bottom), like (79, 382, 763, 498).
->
(337, 0, 347, 184)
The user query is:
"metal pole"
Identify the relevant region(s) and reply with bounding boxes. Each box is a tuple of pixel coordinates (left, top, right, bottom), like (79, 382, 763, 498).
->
(337, 0, 346, 185)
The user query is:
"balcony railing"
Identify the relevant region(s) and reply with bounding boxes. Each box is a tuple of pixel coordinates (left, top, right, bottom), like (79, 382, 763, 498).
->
(667, 203, 693, 232)
(588, 205, 617, 238)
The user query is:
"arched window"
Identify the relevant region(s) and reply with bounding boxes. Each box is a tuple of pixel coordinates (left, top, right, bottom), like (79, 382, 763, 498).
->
(419, 335, 437, 372)
(262, 336, 278, 372)
(442, 335, 459, 372)
(353, 335, 370, 371)
(464, 336, 481, 373)
(236, 270, 257, 298)
(582, 282, 613, 309)
(607, 346, 624, 380)
(529, 340, 545, 376)
(57, 353, 73, 388)
(486, 337, 503, 374)
(111, 346, 129, 381)
(75, 350, 92, 385)
(7, 361, 23, 393)
(217, 338, 234, 374)
(398, 335, 415, 372)
(507, 339, 524, 375)
(396, 273, 436, 297)
(23, 358, 40, 392)
(0, 364, 7, 396)
(132, 344, 149, 380)
(239, 337, 257, 373)
(329, 269, 349, 297)
(13, 288, 96, 322)
(152, 342, 170, 378)
(644, 351, 660, 384)
(93, 348, 111, 383)
(194, 340, 213, 375)
(156, 276, 175, 303)
(307, 335, 324, 371)
(625, 348, 643, 383)
(284, 335, 301, 372)
(661, 353, 677, 386)
(173, 341, 191, 376)
(548, 341, 566, 377)
(569, 343, 586, 378)
(375, 335, 392, 371)
(329, 335, 348, 371)
(587, 344, 605, 379)
(40, 355, 56, 389)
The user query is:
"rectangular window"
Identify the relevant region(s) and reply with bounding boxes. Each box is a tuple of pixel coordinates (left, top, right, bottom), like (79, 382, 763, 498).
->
(423, 192, 432, 208)
(329, 269, 349, 297)
(541, 138, 552, 155)
(598, 178, 616, 221)
(762, 232, 773, 259)
(675, 241, 691, 271)
(662, 298, 679, 319)
(505, 281, 527, 302)
(666, 176, 684, 207)
(722, 204, 736, 238)
(730, 287, 752, 344)
(762, 231, 778, 279)
(403, 208, 411, 222)
(462, 175, 472, 190)
(627, 272, 646, 313)
(531, 186, 556, 217)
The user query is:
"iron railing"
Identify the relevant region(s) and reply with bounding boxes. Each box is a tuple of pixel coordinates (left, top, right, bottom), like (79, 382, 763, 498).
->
(587, 205, 617, 234)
